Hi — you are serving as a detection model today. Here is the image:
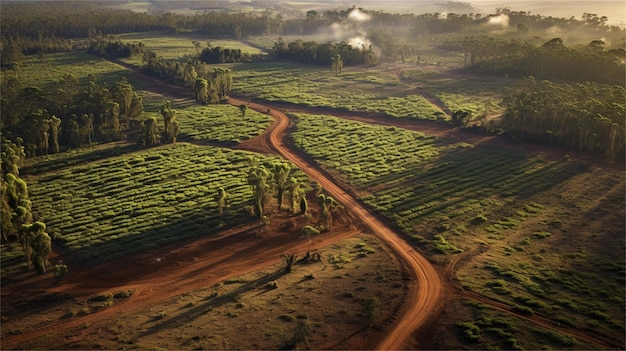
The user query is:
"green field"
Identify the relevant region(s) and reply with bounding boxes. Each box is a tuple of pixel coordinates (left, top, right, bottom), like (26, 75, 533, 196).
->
(232, 62, 447, 120)
(24, 144, 303, 264)
(289, 112, 625, 348)
(10, 51, 134, 89)
(117, 31, 265, 65)
(175, 104, 273, 144)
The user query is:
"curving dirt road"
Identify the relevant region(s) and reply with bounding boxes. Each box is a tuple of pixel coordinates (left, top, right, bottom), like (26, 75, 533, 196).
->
(230, 97, 445, 350)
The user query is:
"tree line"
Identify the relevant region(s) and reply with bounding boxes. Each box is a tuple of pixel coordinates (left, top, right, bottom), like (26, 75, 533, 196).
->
(1, 136, 52, 274)
(272, 38, 377, 67)
(4, 2, 621, 45)
(1, 74, 143, 157)
(440, 36, 625, 86)
(142, 49, 233, 104)
(501, 77, 625, 160)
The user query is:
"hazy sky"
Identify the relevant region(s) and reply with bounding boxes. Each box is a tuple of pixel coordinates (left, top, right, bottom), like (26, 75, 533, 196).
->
(309, 0, 625, 27)
(471, 1, 625, 26)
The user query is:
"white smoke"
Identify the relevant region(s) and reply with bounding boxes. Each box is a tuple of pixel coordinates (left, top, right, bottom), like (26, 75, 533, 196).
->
(348, 35, 370, 49)
(347, 8, 372, 22)
(487, 14, 510, 27)
(326, 8, 373, 48)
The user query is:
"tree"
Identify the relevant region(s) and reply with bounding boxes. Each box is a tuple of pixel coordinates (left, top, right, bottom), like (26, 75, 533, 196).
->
(286, 177, 304, 213)
(1, 135, 25, 176)
(300, 193, 308, 216)
(273, 162, 291, 210)
(160, 101, 179, 143)
(239, 104, 247, 118)
(216, 187, 228, 217)
(19, 221, 51, 273)
(301, 225, 320, 255)
(331, 53, 343, 75)
(247, 165, 271, 219)
(211, 67, 232, 102)
(48, 116, 62, 153)
(138, 116, 160, 146)
(318, 194, 339, 231)
(194, 78, 209, 104)
(281, 253, 297, 273)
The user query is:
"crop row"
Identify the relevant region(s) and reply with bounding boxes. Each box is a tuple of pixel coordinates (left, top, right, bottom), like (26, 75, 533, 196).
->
(290, 113, 588, 237)
(233, 62, 446, 120)
(290, 113, 439, 186)
(175, 104, 273, 143)
(17, 51, 133, 91)
(28, 144, 300, 263)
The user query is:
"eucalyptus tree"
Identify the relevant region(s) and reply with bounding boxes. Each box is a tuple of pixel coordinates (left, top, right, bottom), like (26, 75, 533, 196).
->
(330, 53, 343, 75)
(20, 221, 51, 273)
(48, 116, 62, 153)
(182, 62, 198, 87)
(273, 162, 291, 210)
(79, 114, 94, 148)
(111, 78, 144, 128)
(138, 117, 160, 146)
(160, 101, 179, 143)
(317, 194, 335, 230)
(1, 135, 24, 176)
(216, 187, 228, 217)
(247, 165, 271, 219)
(100, 101, 122, 141)
(0, 182, 12, 242)
(211, 67, 232, 102)
(285, 177, 304, 213)
(194, 78, 209, 104)
(239, 104, 247, 118)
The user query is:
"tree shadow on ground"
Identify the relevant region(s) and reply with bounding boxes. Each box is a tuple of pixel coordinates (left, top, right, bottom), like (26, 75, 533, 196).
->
(138, 268, 287, 338)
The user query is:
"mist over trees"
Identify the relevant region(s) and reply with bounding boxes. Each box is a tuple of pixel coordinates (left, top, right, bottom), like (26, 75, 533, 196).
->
(1, 1, 624, 162)
(439, 36, 625, 86)
(273, 38, 376, 66)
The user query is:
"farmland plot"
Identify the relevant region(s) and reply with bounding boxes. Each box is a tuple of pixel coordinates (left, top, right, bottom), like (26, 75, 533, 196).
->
(11, 51, 134, 89)
(175, 104, 273, 144)
(232, 62, 446, 120)
(290, 112, 625, 348)
(27, 144, 304, 264)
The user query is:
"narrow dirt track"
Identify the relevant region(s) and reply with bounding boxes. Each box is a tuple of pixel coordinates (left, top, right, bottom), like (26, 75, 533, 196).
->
(230, 97, 445, 350)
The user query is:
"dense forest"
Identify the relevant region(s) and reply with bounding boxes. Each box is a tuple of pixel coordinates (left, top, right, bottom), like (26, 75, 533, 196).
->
(272, 38, 377, 66)
(502, 78, 625, 159)
(439, 36, 625, 85)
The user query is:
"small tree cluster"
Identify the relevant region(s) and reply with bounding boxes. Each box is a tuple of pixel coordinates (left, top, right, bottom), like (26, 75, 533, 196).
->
(20, 221, 52, 273)
(247, 165, 271, 219)
(198, 46, 248, 64)
(318, 194, 340, 231)
(245, 162, 308, 220)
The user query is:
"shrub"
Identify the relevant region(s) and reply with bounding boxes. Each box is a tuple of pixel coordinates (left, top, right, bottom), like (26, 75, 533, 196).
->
(471, 215, 488, 224)
(512, 305, 534, 316)
(456, 321, 481, 342)
(361, 297, 379, 327)
(113, 290, 134, 299)
(53, 264, 68, 281)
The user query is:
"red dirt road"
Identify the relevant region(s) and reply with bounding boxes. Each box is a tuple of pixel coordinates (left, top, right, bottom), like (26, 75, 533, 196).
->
(231, 97, 445, 350)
